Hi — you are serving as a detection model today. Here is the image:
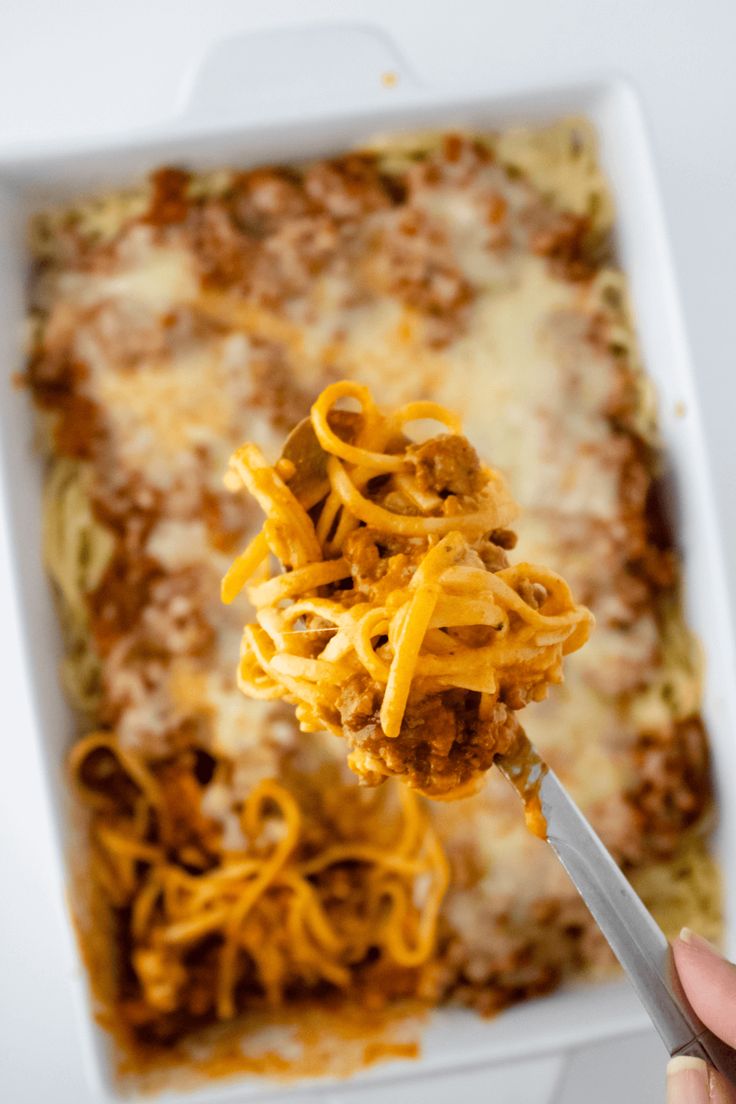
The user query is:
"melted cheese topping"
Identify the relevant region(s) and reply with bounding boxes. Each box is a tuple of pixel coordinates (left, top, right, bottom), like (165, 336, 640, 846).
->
(31, 127, 706, 991)
(91, 340, 241, 488)
(60, 235, 198, 313)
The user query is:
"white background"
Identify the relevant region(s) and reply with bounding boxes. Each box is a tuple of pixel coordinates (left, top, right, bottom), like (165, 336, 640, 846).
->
(1, 2, 734, 1102)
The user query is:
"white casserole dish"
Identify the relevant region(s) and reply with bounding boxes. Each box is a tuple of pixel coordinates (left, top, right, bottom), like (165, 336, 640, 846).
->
(1, 22, 734, 1103)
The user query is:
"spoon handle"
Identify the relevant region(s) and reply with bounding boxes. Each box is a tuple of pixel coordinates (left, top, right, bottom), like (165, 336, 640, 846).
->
(497, 732, 736, 1083)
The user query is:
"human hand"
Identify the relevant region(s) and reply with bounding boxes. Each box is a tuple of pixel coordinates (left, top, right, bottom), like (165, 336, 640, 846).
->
(667, 928, 736, 1103)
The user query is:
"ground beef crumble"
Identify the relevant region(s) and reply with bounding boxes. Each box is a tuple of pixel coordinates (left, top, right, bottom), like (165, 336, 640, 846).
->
(412, 434, 485, 497)
(339, 675, 520, 796)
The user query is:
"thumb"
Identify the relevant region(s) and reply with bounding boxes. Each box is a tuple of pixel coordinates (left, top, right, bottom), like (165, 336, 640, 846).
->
(673, 929, 736, 1047)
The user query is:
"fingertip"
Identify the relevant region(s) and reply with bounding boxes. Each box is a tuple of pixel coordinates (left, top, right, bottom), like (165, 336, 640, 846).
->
(667, 1056, 709, 1074)
(678, 927, 722, 955)
(673, 928, 728, 975)
(666, 1056, 709, 1104)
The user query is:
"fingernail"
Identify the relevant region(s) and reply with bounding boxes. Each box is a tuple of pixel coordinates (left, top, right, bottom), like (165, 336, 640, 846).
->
(667, 1056, 710, 1104)
(679, 927, 723, 957)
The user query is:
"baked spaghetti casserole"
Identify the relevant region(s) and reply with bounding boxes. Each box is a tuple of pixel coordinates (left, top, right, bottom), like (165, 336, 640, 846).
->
(25, 120, 720, 1078)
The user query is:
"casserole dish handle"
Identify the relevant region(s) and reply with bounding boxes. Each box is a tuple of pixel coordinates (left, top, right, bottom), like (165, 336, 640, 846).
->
(181, 23, 420, 126)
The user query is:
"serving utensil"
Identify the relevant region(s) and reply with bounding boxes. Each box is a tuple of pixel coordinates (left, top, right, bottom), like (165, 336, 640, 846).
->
(280, 417, 736, 1084)
(497, 732, 736, 1081)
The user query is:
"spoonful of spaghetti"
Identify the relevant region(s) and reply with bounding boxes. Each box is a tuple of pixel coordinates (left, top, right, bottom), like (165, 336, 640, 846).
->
(222, 381, 593, 800)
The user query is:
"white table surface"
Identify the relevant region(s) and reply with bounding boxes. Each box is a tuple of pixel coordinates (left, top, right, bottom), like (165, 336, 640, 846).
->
(1, 2, 735, 1102)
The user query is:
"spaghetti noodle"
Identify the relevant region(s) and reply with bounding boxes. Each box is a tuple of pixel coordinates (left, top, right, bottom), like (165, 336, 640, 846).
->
(225, 382, 593, 797)
(70, 731, 449, 1035)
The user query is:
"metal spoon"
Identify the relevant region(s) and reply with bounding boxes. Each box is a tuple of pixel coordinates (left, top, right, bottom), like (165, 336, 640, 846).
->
(497, 733, 736, 1081)
(280, 417, 736, 1084)
(280, 415, 329, 504)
